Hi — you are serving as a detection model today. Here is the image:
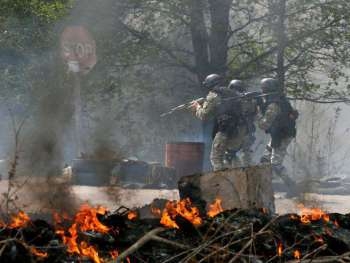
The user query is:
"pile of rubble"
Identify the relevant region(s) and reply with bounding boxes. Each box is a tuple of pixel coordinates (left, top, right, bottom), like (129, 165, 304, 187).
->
(1, 199, 350, 263)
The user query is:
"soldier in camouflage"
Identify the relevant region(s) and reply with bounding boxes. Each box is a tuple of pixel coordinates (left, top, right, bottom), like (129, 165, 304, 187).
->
(258, 78, 299, 197)
(224, 79, 258, 167)
(192, 74, 252, 171)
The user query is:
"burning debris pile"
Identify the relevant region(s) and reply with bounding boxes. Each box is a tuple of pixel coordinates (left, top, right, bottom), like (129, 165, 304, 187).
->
(1, 200, 350, 263)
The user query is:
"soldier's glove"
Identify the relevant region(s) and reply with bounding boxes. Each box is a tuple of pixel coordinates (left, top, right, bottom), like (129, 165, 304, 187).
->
(190, 101, 201, 112)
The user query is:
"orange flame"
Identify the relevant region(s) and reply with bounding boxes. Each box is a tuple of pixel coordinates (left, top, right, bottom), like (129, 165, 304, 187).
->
(297, 205, 329, 224)
(207, 198, 223, 218)
(277, 242, 283, 256)
(55, 204, 111, 263)
(277, 242, 283, 257)
(74, 204, 109, 233)
(30, 247, 48, 259)
(127, 211, 138, 221)
(160, 198, 202, 229)
(294, 249, 301, 259)
(80, 241, 101, 263)
(110, 250, 119, 259)
(160, 210, 179, 229)
(8, 211, 30, 229)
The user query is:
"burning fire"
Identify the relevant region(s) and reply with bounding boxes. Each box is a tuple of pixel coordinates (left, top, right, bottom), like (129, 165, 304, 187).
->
(110, 250, 119, 259)
(277, 242, 283, 256)
(297, 205, 330, 224)
(294, 249, 301, 259)
(8, 211, 30, 229)
(160, 198, 202, 229)
(30, 247, 48, 259)
(2, 205, 120, 262)
(80, 241, 101, 263)
(127, 211, 138, 221)
(74, 204, 109, 233)
(207, 198, 224, 218)
(55, 204, 111, 263)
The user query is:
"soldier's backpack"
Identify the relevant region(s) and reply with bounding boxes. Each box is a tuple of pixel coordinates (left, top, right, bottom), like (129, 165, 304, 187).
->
(268, 96, 298, 147)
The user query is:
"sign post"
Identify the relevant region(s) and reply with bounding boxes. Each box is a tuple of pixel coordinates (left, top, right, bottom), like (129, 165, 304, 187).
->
(60, 26, 97, 156)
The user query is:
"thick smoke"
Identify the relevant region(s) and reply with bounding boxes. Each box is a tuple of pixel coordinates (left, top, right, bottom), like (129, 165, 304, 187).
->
(12, 58, 79, 213)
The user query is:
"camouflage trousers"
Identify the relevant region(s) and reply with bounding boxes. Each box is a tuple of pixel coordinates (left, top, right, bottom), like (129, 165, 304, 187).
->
(261, 137, 298, 197)
(261, 137, 293, 166)
(210, 127, 253, 171)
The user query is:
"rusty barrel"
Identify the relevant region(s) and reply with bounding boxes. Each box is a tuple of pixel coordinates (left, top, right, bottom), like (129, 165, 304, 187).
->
(165, 142, 204, 179)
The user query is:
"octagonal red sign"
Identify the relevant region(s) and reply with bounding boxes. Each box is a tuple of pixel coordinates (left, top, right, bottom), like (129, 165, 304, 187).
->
(60, 26, 97, 73)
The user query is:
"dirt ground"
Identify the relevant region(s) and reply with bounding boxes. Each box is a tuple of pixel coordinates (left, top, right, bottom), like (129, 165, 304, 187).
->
(0, 180, 349, 215)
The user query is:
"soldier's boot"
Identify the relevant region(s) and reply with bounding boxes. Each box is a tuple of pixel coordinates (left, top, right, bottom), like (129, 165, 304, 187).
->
(272, 164, 298, 198)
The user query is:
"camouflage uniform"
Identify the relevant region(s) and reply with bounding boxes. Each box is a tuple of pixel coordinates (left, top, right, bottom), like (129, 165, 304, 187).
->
(222, 97, 257, 168)
(238, 96, 258, 165)
(196, 88, 252, 171)
(258, 95, 298, 197)
(259, 102, 293, 166)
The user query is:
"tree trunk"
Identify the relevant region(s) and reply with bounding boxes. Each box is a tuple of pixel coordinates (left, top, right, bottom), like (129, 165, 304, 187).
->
(188, 0, 210, 81)
(208, 0, 232, 75)
(274, 0, 287, 89)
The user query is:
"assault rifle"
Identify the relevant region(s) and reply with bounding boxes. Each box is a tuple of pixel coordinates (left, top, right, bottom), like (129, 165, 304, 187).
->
(160, 97, 205, 117)
(160, 91, 277, 117)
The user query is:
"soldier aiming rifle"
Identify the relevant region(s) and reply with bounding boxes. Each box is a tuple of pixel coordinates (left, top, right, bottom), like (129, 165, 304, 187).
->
(190, 74, 272, 171)
(160, 75, 276, 171)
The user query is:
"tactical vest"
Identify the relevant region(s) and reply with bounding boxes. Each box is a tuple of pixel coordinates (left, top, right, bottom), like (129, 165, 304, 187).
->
(212, 87, 244, 136)
(263, 96, 297, 147)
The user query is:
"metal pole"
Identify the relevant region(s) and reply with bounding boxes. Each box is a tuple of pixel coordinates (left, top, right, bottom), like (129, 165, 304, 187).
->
(73, 73, 84, 157)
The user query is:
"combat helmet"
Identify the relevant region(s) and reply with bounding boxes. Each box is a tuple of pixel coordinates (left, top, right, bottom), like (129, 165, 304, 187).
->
(202, 74, 223, 89)
(260, 78, 281, 93)
(228, 79, 246, 93)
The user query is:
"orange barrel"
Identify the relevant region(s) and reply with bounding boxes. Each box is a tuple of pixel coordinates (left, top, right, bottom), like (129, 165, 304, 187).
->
(165, 142, 204, 178)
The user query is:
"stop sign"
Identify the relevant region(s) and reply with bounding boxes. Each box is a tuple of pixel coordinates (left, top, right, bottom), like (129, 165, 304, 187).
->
(60, 26, 97, 74)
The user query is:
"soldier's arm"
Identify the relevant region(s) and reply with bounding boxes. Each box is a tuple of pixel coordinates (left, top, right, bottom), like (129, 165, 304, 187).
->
(258, 103, 280, 131)
(195, 92, 219, 121)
